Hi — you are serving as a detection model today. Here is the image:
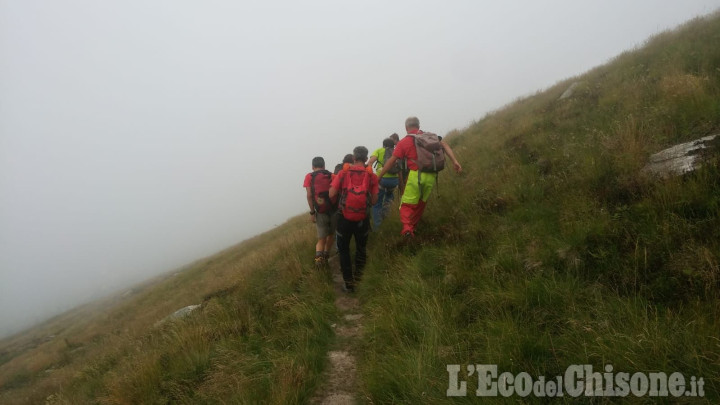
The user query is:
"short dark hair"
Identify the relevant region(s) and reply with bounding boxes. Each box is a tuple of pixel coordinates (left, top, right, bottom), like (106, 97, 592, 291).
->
(342, 154, 354, 164)
(382, 138, 394, 148)
(353, 146, 369, 162)
(312, 156, 325, 169)
(389, 133, 399, 143)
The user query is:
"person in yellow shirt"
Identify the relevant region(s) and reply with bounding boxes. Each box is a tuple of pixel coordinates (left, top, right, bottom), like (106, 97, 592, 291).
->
(367, 137, 401, 228)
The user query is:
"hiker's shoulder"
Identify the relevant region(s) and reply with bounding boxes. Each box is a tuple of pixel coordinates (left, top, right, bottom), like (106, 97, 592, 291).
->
(371, 147, 383, 157)
(395, 136, 414, 152)
(303, 172, 312, 185)
(331, 169, 345, 181)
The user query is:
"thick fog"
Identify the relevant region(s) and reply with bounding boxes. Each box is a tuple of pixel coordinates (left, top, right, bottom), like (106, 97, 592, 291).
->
(1, 0, 718, 337)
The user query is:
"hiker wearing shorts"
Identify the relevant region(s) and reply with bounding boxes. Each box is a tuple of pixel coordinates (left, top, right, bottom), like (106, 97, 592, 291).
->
(329, 146, 379, 292)
(367, 137, 401, 229)
(378, 116, 462, 237)
(303, 157, 338, 267)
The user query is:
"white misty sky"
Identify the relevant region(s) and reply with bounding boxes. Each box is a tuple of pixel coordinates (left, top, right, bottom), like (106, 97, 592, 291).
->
(1, 0, 719, 336)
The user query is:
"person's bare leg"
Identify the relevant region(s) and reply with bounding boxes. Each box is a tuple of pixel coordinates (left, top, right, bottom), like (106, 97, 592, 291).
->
(324, 234, 335, 257)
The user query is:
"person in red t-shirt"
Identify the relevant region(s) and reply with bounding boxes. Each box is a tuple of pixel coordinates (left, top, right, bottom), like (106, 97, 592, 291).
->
(378, 116, 462, 237)
(329, 146, 379, 292)
(303, 156, 337, 267)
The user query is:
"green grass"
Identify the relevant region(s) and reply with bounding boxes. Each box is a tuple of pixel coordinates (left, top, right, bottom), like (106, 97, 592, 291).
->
(0, 218, 337, 404)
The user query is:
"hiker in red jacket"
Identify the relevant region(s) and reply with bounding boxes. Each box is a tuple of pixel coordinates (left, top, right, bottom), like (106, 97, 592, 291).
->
(303, 157, 337, 267)
(378, 116, 462, 237)
(329, 146, 379, 292)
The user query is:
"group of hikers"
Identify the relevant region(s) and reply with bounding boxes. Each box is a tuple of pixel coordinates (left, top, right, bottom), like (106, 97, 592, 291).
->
(303, 116, 462, 292)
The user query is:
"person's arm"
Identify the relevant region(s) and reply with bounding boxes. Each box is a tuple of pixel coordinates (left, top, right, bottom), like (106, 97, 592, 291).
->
(370, 176, 379, 205)
(398, 170, 405, 195)
(367, 155, 378, 168)
(306, 187, 316, 223)
(329, 173, 341, 200)
(441, 141, 462, 173)
(377, 155, 399, 179)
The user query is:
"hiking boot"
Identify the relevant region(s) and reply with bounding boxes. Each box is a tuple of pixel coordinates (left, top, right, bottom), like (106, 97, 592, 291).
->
(314, 255, 325, 269)
(342, 282, 355, 293)
(400, 231, 417, 251)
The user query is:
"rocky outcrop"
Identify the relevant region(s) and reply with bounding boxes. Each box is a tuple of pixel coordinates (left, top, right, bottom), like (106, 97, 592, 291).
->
(642, 134, 718, 178)
(559, 82, 581, 100)
(155, 304, 201, 327)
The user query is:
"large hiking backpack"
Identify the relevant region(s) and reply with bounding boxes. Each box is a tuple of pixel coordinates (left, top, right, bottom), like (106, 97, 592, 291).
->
(382, 145, 401, 175)
(310, 170, 335, 214)
(409, 132, 445, 173)
(339, 166, 373, 221)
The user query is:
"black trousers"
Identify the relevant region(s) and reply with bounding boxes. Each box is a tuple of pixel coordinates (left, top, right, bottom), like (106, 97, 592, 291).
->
(336, 215, 370, 287)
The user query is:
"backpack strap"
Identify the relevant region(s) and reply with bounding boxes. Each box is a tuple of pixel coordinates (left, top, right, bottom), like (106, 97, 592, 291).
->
(357, 168, 373, 217)
(403, 134, 415, 174)
(310, 171, 318, 211)
(408, 135, 425, 201)
(339, 166, 357, 198)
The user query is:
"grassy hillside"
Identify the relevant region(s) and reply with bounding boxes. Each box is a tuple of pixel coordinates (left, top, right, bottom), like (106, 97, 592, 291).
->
(358, 13, 720, 403)
(0, 218, 337, 404)
(2, 11, 720, 404)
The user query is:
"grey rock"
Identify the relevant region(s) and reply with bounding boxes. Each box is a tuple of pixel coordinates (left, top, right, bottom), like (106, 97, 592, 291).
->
(643, 134, 718, 178)
(559, 82, 581, 100)
(169, 304, 200, 320)
(155, 304, 201, 327)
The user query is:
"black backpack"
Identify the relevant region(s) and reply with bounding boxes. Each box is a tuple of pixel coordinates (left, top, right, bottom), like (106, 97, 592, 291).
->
(381, 146, 401, 175)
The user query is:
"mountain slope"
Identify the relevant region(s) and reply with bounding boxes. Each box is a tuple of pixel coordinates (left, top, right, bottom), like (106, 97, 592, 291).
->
(357, 12, 720, 403)
(0, 218, 337, 404)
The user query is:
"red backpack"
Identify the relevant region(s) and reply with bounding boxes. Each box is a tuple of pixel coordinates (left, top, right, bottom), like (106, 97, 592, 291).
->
(310, 170, 335, 213)
(339, 166, 373, 221)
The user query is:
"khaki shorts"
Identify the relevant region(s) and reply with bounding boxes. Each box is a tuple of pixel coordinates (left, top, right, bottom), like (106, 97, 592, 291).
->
(316, 211, 338, 239)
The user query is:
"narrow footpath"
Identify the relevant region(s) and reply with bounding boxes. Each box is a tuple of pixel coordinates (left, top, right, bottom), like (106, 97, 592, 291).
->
(312, 258, 363, 405)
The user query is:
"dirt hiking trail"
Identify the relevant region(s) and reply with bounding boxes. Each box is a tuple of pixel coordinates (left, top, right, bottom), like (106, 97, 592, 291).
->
(312, 257, 364, 405)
